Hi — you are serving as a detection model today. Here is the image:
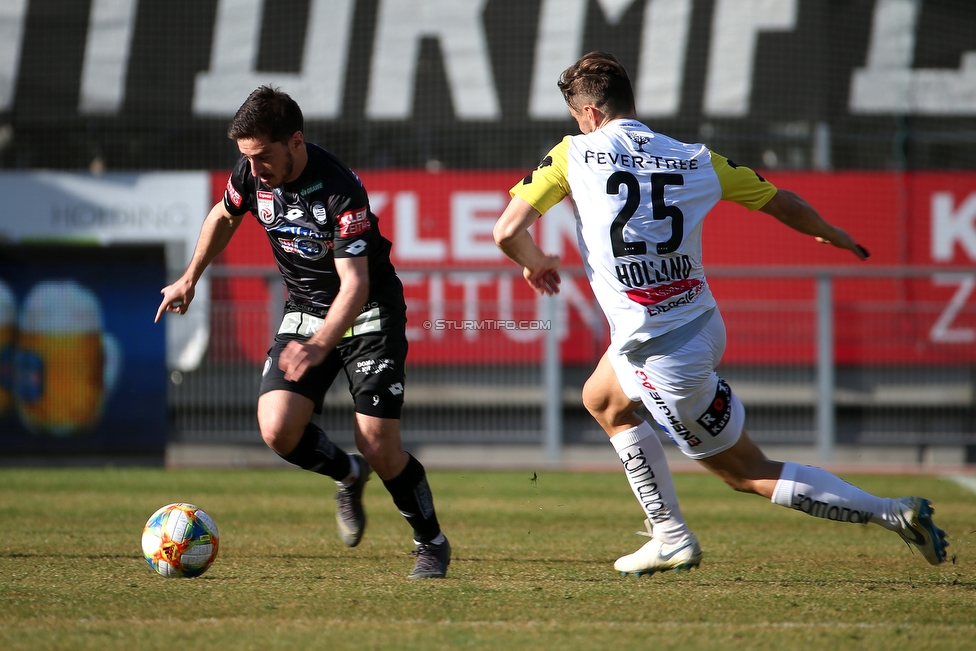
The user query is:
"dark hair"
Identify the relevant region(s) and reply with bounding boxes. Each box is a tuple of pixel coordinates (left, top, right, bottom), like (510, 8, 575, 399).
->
(227, 85, 304, 144)
(557, 51, 635, 117)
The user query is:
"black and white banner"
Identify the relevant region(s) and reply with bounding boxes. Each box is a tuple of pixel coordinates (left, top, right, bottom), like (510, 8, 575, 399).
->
(1, 0, 974, 168)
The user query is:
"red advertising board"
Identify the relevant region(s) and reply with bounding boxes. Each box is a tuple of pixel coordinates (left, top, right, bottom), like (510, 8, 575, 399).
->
(210, 170, 976, 366)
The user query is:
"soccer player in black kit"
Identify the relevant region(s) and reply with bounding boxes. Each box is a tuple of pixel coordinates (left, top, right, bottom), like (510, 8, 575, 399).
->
(155, 86, 450, 578)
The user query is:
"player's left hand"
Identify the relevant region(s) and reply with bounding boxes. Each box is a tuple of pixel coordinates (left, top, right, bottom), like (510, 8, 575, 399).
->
(815, 227, 870, 260)
(279, 340, 327, 382)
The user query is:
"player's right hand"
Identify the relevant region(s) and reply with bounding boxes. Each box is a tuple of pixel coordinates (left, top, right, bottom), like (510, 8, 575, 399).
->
(155, 279, 195, 323)
(278, 339, 328, 382)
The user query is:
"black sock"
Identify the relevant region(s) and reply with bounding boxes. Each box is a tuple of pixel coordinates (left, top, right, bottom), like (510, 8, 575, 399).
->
(280, 423, 352, 481)
(382, 454, 441, 543)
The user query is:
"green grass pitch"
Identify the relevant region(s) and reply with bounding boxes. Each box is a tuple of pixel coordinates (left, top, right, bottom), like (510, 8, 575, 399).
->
(1, 467, 974, 650)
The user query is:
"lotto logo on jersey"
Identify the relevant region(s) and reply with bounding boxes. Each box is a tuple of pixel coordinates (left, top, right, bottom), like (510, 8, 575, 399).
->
(338, 208, 370, 237)
(257, 191, 275, 225)
(225, 178, 242, 207)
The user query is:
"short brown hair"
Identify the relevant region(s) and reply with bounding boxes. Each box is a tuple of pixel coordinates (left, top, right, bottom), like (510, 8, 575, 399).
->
(227, 85, 304, 144)
(557, 51, 635, 117)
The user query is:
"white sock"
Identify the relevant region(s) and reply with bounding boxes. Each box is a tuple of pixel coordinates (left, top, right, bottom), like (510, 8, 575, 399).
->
(337, 454, 360, 487)
(771, 462, 898, 529)
(610, 422, 690, 544)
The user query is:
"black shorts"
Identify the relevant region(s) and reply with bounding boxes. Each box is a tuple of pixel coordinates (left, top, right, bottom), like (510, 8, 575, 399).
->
(259, 330, 407, 419)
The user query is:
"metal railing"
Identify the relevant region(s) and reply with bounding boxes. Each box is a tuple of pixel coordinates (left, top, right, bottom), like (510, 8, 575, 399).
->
(177, 265, 976, 462)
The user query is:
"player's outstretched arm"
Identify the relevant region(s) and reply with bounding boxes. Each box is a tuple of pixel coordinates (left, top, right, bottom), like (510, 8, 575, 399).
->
(760, 189, 869, 261)
(494, 196, 562, 295)
(154, 202, 243, 322)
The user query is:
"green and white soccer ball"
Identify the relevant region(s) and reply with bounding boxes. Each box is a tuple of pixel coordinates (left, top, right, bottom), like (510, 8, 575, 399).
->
(141, 503, 219, 578)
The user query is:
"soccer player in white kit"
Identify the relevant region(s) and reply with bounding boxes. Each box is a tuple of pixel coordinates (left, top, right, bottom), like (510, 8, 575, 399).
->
(494, 51, 949, 575)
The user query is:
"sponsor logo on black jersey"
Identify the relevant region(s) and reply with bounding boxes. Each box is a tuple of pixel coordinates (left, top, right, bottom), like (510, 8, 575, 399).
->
(339, 208, 370, 236)
(275, 227, 332, 260)
(256, 190, 275, 225)
(311, 202, 327, 224)
(226, 178, 242, 208)
(279, 235, 331, 260)
(300, 181, 323, 196)
(345, 239, 367, 255)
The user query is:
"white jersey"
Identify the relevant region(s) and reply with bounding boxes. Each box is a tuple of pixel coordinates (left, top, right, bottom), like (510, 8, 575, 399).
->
(511, 119, 776, 354)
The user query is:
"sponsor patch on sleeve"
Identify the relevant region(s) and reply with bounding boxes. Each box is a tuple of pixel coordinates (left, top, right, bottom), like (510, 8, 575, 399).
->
(338, 208, 370, 237)
(225, 177, 242, 208)
(695, 378, 733, 437)
(344, 239, 367, 256)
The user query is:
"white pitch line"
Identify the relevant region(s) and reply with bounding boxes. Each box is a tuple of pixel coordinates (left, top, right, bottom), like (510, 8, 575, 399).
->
(949, 475, 976, 495)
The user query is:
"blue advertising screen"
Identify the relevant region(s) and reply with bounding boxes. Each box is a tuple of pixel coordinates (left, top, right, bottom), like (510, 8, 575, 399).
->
(0, 245, 167, 461)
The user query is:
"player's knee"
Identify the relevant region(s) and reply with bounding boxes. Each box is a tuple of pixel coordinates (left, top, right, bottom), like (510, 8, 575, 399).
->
(582, 376, 640, 431)
(354, 437, 385, 466)
(258, 425, 288, 454)
(257, 412, 298, 455)
(581, 376, 610, 418)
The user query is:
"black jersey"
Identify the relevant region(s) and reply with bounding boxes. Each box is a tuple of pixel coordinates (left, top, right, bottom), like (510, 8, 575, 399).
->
(223, 143, 405, 321)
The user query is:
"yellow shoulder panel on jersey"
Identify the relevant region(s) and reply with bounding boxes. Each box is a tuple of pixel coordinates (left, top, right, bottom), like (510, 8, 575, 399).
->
(510, 137, 571, 215)
(709, 150, 778, 210)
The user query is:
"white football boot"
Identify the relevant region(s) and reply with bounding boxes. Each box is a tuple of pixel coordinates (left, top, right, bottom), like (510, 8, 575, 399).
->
(614, 519, 702, 576)
(893, 496, 949, 565)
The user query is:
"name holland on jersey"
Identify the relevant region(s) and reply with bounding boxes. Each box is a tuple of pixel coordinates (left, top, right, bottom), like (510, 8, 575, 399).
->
(616, 254, 693, 289)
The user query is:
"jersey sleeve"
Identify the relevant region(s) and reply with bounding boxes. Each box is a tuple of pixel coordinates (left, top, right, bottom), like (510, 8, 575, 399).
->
(510, 137, 571, 215)
(331, 186, 372, 259)
(709, 150, 778, 210)
(223, 157, 253, 217)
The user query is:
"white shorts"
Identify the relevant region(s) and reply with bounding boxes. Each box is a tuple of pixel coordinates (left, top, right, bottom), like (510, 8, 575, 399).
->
(608, 310, 744, 460)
